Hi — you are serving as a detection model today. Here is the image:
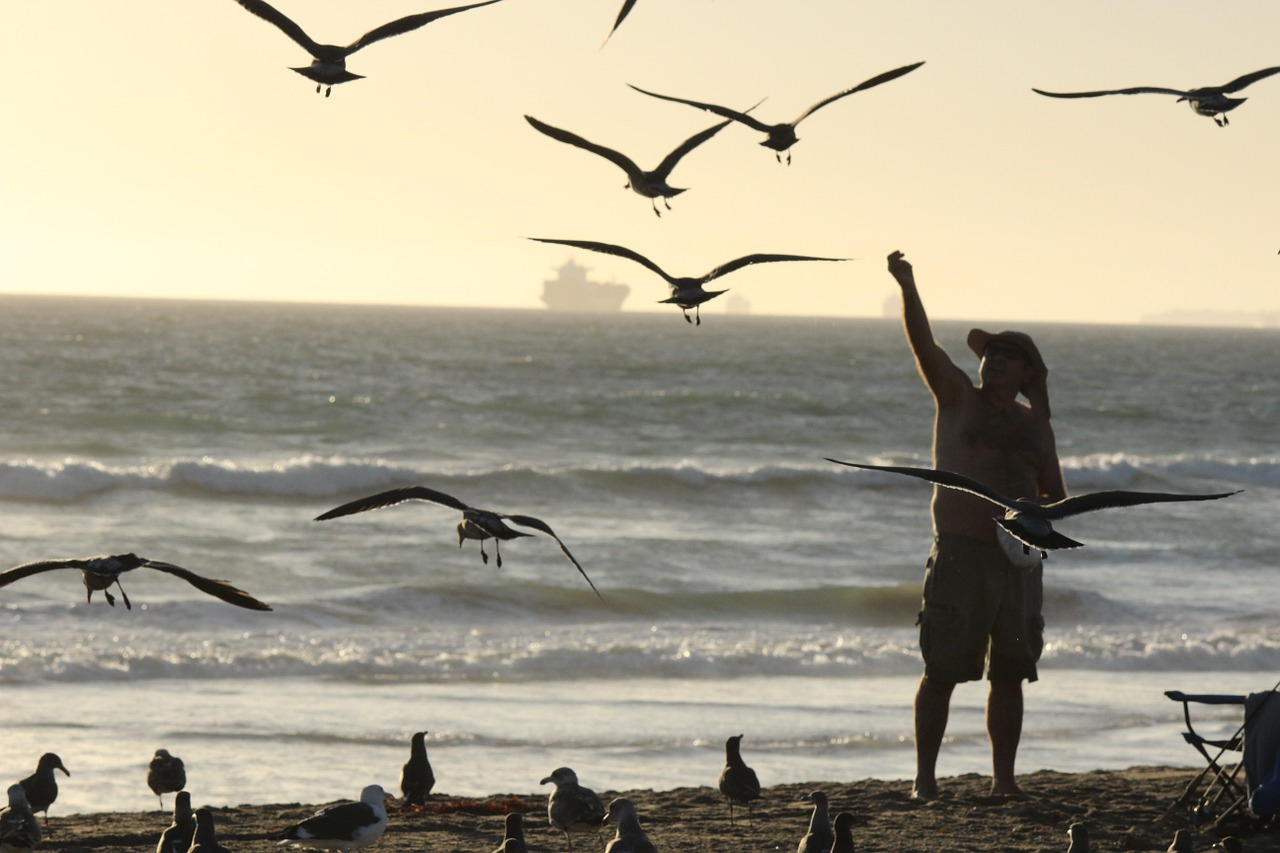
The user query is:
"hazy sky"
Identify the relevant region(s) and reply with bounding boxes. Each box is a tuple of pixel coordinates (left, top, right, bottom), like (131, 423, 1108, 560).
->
(2, 0, 1278, 323)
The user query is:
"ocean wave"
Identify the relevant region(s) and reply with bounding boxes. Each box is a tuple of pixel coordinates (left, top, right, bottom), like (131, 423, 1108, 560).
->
(0, 453, 1273, 503)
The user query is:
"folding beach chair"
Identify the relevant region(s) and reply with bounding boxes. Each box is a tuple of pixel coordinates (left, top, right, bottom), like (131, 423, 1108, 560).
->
(1162, 685, 1280, 828)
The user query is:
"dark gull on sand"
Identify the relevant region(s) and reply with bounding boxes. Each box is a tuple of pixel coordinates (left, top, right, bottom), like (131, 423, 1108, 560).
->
(796, 791, 832, 853)
(231, 0, 506, 96)
(147, 749, 187, 810)
(399, 732, 435, 809)
(602, 798, 656, 853)
(492, 813, 528, 853)
(17, 754, 68, 828)
(278, 785, 389, 853)
(0, 553, 272, 611)
(156, 791, 195, 853)
(830, 812, 858, 853)
(717, 734, 761, 826)
(189, 809, 231, 853)
(0, 784, 40, 853)
(540, 767, 605, 852)
(825, 459, 1239, 555)
(316, 486, 601, 599)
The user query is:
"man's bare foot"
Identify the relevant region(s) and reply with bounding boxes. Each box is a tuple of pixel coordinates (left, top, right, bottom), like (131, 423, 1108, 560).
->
(911, 779, 939, 801)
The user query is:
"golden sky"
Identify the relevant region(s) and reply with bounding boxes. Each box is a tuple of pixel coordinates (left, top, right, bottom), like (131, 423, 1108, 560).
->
(2, 0, 1277, 322)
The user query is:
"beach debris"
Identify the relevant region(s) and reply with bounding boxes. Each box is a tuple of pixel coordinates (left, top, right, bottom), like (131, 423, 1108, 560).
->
(277, 785, 388, 853)
(315, 486, 601, 599)
(540, 767, 605, 852)
(0, 554, 272, 611)
(17, 754, 68, 829)
(718, 734, 761, 826)
(147, 750, 186, 811)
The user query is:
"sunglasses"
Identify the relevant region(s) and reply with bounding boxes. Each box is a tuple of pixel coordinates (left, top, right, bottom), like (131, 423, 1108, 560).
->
(982, 342, 1028, 362)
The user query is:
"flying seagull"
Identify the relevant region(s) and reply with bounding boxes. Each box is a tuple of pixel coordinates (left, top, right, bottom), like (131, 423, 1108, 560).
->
(0, 554, 273, 611)
(315, 486, 602, 599)
(825, 459, 1239, 553)
(629, 61, 925, 163)
(1032, 66, 1280, 126)
(525, 114, 735, 216)
(529, 238, 847, 324)
(605, 0, 638, 42)
(231, 0, 505, 96)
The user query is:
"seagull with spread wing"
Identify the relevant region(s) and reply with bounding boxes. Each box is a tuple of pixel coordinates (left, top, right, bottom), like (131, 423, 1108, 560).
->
(529, 238, 847, 324)
(605, 0, 638, 42)
(825, 459, 1238, 553)
(525, 114, 736, 216)
(629, 61, 925, 163)
(315, 486, 601, 598)
(231, 0, 505, 96)
(0, 553, 273, 610)
(1032, 66, 1280, 126)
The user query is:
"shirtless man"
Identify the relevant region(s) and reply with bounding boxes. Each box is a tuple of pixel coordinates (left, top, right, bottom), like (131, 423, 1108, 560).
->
(887, 250, 1066, 800)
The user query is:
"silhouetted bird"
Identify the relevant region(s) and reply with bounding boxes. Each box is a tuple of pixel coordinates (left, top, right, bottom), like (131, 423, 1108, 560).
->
(1168, 829, 1195, 853)
(1032, 67, 1280, 126)
(316, 486, 601, 598)
(796, 791, 832, 853)
(717, 734, 760, 826)
(231, 0, 506, 96)
(147, 750, 186, 810)
(529, 238, 846, 325)
(0, 785, 40, 853)
(399, 732, 435, 809)
(156, 791, 195, 853)
(525, 114, 733, 217)
(18, 754, 68, 828)
(493, 812, 528, 853)
(277, 785, 388, 853)
(1067, 823, 1090, 853)
(629, 61, 925, 163)
(824, 459, 1238, 554)
(830, 812, 858, 853)
(602, 798, 656, 853)
(189, 808, 231, 853)
(540, 767, 605, 852)
(0, 553, 272, 611)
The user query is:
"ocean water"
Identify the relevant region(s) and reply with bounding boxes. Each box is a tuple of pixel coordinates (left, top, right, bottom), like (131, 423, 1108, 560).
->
(0, 297, 1276, 815)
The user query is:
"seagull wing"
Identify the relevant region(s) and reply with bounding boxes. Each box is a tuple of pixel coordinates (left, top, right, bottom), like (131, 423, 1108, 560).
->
(1039, 489, 1240, 520)
(315, 485, 471, 520)
(627, 85, 775, 133)
(524, 116, 642, 179)
(606, 0, 638, 40)
(652, 119, 734, 178)
(0, 559, 91, 590)
(702, 254, 847, 285)
(1219, 66, 1280, 92)
(825, 458, 1019, 511)
(232, 0, 322, 55)
(794, 61, 925, 123)
(139, 560, 273, 611)
(1032, 86, 1188, 98)
(346, 0, 504, 53)
(503, 514, 602, 600)
(528, 238, 676, 286)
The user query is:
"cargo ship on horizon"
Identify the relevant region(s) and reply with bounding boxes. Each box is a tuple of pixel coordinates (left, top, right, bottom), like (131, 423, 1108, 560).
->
(541, 258, 629, 312)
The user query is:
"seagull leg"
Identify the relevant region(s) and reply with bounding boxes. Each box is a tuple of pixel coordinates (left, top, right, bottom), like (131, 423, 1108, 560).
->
(480, 542, 490, 565)
(682, 309, 692, 324)
(325, 86, 332, 98)
(315, 84, 322, 94)
(116, 579, 132, 610)
(695, 305, 702, 326)
(651, 198, 662, 218)
(663, 197, 672, 210)
(494, 541, 503, 568)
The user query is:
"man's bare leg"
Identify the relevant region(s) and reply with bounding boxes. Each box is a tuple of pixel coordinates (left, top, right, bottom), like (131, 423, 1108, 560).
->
(913, 674, 955, 799)
(987, 676, 1028, 797)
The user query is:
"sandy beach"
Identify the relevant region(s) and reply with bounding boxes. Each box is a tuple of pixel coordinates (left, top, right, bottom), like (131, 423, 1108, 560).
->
(35, 767, 1278, 853)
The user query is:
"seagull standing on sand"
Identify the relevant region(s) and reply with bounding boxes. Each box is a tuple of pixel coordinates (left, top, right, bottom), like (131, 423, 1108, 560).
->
(524, 114, 734, 217)
(493, 813, 528, 853)
(602, 798, 657, 853)
(189, 809, 231, 853)
(156, 791, 195, 853)
(529, 238, 847, 325)
(277, 785, 389, 853)
(0, 553, 273, 611)
(540, 767, 605, 853)
(796, 791, 833, 853)
(1067, 823, 1090, 853)
(629, 61, 925, 163)
(830, 812, 859, 853)
(717, 734, 761, 826)
(17, 754, 68, 829)
(231, 0, 505, 96)
(1032, 67, 1280, 126)
(399, 732, 435, 809)
(0, 785, 40, 853)
(825, 459, 1238, 555)
(315, 486, 601, 598)
(147, 750, 186, 810)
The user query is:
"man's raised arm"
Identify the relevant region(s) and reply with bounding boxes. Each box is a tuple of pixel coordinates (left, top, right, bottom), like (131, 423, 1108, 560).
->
(888, 251, 968, 405)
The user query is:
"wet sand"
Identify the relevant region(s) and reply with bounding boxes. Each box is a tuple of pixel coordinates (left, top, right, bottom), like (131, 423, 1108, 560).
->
(37, 767, 1279, 853)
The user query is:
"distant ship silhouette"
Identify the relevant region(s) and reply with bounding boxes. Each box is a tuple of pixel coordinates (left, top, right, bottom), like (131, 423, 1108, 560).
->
(541, 258, 629, 312)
